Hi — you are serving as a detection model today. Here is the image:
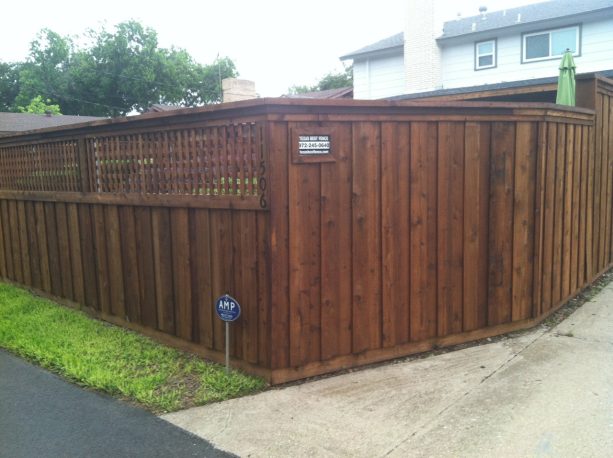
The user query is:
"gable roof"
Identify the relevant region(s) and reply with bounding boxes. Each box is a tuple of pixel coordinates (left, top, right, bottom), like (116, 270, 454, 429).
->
(340, 32, 403, 60)
(440, 0, 613, 40)
(0, 112, 105, 135)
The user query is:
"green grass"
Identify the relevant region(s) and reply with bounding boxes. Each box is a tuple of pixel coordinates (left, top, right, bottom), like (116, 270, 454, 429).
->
(0, 282, 266, 413)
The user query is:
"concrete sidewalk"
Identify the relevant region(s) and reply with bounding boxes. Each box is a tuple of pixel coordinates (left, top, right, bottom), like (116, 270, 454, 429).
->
(163, 282, 613, 457)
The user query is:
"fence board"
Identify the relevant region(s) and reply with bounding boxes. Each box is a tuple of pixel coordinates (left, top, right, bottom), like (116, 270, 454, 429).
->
(79, 204, 99, 310)
(44, 202, 63, 297)
(34, 202, 50, 293)
(1, 201, 13, 279)
(256, 212, 271, 366)
(289, 162, 321, 365)
(91, 205, 111, 313)
(67, 203, 85, 304)
(55, 203, 73, 300)
(119, 206, 141, 323)
(16, 201, 32, 286)
(236, 211, 258, 364)
(552, 125, 566, 306)
(8, 200, 23, 284)
(105, 205, 125, 318)
(134, 207, 157, 329)
(437, 122, 464, 336)
(511, 122, 537, 321)
(320, 124, 353, 358)
(487, 122, 515, 326)
(151, 207, 175, 335)
(0, 201, 6, 278)
(190, 209, 213, 347)
(463, 123, 490, 331)
(381, 122, 410, 346)
(209, 210, 233, 352)
(409, 122, 438, 341)
(171, 207, 192, 341)
(578, 126, 588, 287)
(561, 125, 574, 300)
(352, 122, 382, 351)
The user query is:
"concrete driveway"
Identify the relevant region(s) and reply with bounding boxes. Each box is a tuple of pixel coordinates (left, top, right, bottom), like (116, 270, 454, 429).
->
(163, 281, 613, 457)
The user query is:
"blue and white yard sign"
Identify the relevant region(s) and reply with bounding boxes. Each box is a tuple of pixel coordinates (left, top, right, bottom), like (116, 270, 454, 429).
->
(215, 294, 241, 322)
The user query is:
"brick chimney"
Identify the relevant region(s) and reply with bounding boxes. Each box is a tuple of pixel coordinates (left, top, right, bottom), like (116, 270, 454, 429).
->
(405, 1, 445, 93)
(222, 78, 257, 103)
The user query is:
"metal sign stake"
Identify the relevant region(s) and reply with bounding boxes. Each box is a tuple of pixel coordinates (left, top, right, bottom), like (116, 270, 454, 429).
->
(214, 293, 241, 376)
(225, 321, 230, 374)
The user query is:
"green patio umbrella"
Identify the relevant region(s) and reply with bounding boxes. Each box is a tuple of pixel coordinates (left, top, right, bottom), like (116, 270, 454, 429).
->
(556, 50, 576, 106)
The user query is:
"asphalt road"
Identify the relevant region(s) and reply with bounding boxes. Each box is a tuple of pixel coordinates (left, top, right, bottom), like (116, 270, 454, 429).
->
(0, 350, 232, 458)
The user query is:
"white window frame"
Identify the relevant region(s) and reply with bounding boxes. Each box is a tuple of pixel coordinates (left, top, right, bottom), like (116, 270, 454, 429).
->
(522, 25, 580, 63)
(475, 39, 497, 70)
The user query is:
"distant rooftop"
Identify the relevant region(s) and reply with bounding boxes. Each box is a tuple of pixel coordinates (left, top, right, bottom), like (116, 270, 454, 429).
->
(0, 112, 105, 135)
(283, 87, 353, 99)
(340, 32, 403, 60)
(441, 0, 613, 40)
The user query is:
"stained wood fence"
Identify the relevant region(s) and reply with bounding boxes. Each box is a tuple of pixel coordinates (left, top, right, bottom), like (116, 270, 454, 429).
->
(0, 89, 611, 383)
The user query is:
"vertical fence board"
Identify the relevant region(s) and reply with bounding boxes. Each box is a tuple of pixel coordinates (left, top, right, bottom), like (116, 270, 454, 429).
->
(44, 202, 63, 297)
(209, 210, 233, 352)
(512, 122, 537, 321)
(598, 95, 610, 270)
(437, 122, 464, 336)
(381, 122, 410, 346)
(92, 205, 111, 313)
(603, 96, 612, 266)
(542, 124, 557, 312)
(409, 122, 438, 341)
(561, 125, 574, 300)
(592, 97, 603, 276)
(487, 122, 515, 326)
(237, 211, 259, 364)
(25, 202, 43, 289)
(256, 211, 271, 366)
(8, 200, 23, 284)
(79, 204, 99, 310)
(578, 126, 588, 287)
(321, 124, 353, 359)
(119, 206, 141, 323)
(134, 207, 157, 329)
(289, 162, 321, 365)
(67, 203, 85, 305)
(16, 201, 32, 286)
(1, 201, 14, 279)
(352, 122, 382, 351)
(34, 202, 50, 292)
(586, 125, 596, 280)
(532, 123, 548, 318)
(463, 123, 490, 331)
(171, 208, 192, 341)
(570, 125, 581, 294)
(552, 125, 566, 306)
(151, 207, 175, 335)
(268, 123, 290, 370)
(0, 202, 7, 278)
(105, 205, 125, 318)
(55, 203, 73, 300)
(190, 209, 213, 348)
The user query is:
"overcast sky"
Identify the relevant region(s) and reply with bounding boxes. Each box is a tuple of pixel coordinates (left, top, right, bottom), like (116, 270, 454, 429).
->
(1, 0, 544, 97)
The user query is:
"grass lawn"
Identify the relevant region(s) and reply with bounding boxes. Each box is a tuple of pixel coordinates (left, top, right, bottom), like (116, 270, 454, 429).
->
(0, 282, 266, 413)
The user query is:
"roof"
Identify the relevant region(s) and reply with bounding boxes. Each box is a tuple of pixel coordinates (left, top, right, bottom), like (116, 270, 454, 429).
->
(147, 104, 181, 113)
(388, 69, 613, 101)
(283, 87, 353, 99)
(0, 112, 105, 135)
(340, 32, 403, 60)
(440, 0, 613, 40)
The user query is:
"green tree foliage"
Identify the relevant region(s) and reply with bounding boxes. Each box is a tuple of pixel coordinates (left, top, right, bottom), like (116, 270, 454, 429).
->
(288, 65, 353, 95)
(2, 21, 238, 116)
(18, 95, 61, 114)
(0, 62, 21, 111)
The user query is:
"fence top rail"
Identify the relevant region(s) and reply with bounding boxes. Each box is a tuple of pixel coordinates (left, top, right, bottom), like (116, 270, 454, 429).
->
(0, 98, 594, 146)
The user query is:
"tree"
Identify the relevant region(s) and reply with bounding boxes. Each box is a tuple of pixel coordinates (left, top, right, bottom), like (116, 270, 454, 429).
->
(7, 21, 239, 116)
(0, 62, 21, 111)
(288, 65, 353, 95)
(18, 95, 61, 114)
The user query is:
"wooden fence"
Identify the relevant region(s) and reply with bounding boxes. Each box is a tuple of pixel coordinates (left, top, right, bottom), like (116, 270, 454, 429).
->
(0, 91, 611, 383)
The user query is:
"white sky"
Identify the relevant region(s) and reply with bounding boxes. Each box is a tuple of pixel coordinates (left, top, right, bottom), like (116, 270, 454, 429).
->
(1, 0, 544, 97)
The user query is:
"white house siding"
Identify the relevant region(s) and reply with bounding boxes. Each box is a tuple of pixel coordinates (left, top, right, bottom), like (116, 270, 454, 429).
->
(441, 17, 613, 89)
(353, 54, 405, 99)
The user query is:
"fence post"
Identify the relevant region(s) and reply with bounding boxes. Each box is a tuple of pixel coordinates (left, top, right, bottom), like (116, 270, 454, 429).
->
(77, 138, 91, 193)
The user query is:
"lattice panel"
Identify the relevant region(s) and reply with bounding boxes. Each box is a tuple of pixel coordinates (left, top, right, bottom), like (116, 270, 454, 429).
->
(0, 140, 80, 192)
(87, 123, 259, 195)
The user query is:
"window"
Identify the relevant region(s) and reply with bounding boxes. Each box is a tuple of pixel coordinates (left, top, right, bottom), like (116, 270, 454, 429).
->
(475, 39, 496, 70)
(523, 25, 580, 62)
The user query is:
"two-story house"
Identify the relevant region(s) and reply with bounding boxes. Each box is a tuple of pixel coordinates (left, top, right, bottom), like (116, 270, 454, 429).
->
(341, 0, 613, 100)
